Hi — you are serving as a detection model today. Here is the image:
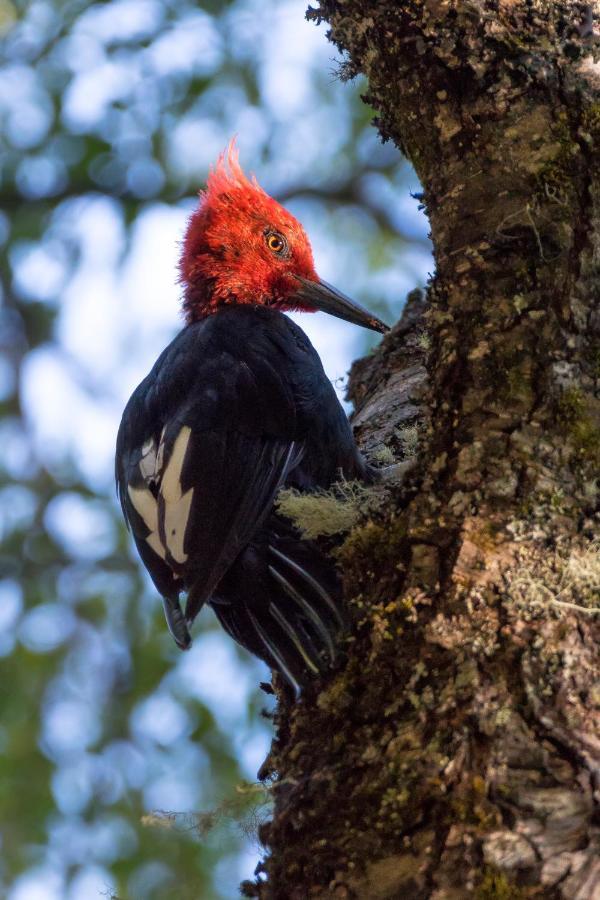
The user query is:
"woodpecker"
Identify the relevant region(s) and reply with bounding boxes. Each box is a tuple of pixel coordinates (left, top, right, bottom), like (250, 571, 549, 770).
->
(116, 143, 388, 693)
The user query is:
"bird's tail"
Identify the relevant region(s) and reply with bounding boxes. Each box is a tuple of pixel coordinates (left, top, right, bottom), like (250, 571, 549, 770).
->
(210, 519, 347, 695)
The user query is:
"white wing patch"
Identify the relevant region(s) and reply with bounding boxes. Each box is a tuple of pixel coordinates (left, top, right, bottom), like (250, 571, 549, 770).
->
(159, 426, 194, 564)
(139, 429, 166, 484)
(128, 484, 159, 532)
(129, 426, 194, 565)
(128, 483, 165, 560)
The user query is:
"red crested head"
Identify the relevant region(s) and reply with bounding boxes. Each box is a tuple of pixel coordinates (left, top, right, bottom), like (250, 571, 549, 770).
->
(179, 141, 317, 320)
(179, 141, 389, 334)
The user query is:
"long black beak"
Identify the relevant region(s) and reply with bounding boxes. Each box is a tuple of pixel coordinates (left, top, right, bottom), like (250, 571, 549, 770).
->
(294, 276, 389, 334)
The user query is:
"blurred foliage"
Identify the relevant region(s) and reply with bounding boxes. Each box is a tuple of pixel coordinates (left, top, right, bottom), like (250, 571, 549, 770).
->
(0, 0, 430, 897)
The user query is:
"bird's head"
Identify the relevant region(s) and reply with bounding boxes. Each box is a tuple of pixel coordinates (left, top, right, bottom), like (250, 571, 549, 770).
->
(179, 142, 388, 334)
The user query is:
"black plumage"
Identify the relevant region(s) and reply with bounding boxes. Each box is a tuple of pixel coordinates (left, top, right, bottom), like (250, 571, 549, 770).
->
(116, 305, 372, 692)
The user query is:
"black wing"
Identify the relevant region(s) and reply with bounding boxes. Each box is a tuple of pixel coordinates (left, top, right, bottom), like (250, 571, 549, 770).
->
(116, 305, 370, 671)
(116, 311, 307, 631)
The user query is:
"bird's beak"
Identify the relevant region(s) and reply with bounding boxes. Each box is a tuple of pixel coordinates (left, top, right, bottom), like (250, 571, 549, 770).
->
(293, 276, 389, 334)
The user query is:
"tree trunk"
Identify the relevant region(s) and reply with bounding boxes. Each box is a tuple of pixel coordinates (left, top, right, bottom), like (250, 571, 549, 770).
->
(244, 3, 600, 897)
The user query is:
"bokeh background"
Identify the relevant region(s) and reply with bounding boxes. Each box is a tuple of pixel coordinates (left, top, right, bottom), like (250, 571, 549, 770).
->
(0, 1, 432, 897)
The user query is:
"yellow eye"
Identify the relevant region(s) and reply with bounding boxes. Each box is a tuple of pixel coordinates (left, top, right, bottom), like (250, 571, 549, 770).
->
(266, 232, 286, 254)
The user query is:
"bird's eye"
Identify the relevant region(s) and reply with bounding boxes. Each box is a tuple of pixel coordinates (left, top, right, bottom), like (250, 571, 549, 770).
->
(266, 232, 287, 255)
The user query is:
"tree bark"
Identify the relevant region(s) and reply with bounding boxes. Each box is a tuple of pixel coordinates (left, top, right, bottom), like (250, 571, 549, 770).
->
(244, 3, 600, 897)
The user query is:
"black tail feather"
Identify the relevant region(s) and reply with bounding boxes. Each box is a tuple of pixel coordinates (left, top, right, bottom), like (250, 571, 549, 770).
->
(247, 608, 303, 696)
(268, 544, 346, 631)
(267, 563, 336, 660)
(209, 517, 347, 692)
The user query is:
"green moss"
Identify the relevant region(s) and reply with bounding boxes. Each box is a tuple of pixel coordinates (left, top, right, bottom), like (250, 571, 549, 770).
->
(479, 343, 534, 408)
(337, 516, 407, 585)
(556, 387, 600, 466)
(534, 117, 578, 203)
(536, 156, 572, 201)
(316, 672, 354, 713)
(476, 868, 528, 900)
(371, 728, 448, 833)
(570, 419, 600, 465)
(557, 386, 586, 419)
(581, 103, 600, 144)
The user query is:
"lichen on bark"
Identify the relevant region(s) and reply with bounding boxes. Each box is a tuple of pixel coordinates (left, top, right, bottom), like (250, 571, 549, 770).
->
(243, 3, 600, 898)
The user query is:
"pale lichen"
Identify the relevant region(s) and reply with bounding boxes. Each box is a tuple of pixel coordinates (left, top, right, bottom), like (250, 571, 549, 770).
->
(397, 424, 419, 457)
(372, 444, 396, 465)
(275, 480, 383, 539)
(142, 781, 272, 845)
(509, 540, 600, 617)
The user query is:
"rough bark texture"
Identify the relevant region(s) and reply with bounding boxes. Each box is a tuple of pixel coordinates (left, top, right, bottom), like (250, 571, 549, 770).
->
(243, 3, 600, 898)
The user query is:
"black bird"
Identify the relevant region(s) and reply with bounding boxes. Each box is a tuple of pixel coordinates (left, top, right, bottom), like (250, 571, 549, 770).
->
(116, 144, 388, 693)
